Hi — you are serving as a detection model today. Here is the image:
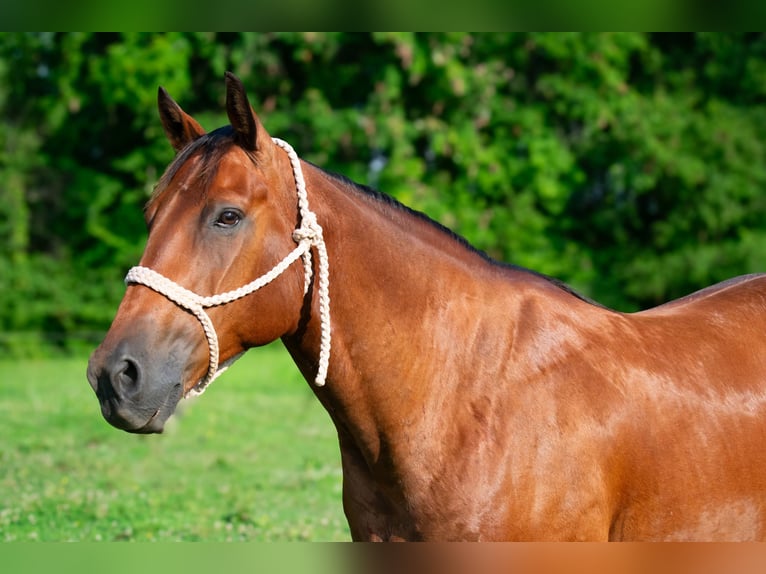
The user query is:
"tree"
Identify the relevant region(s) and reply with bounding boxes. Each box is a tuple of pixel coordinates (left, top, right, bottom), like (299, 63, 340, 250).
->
(2, 33, 766, 354)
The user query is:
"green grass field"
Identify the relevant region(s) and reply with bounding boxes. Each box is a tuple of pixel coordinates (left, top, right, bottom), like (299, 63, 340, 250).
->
(0, 344, 350, 542)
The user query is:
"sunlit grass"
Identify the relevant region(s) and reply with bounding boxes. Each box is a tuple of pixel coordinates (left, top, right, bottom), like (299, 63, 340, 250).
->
(0, 344, 349, 541)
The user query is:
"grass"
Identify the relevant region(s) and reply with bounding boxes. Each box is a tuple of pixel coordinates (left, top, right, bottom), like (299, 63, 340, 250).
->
(0, 344, 350, 542)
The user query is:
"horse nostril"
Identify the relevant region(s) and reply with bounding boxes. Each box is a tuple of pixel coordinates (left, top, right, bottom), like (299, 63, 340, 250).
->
(113, 358, 140, 392)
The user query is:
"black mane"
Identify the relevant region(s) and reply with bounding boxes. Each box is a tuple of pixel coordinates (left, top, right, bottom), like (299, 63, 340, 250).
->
(148, 126, 243, 210)
(150, 129, 602, 309)
(315, 164, 604, 309)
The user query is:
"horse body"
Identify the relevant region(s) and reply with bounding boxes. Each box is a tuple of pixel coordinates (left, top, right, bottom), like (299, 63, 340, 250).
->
(285, 167, 766, 541)
(87, 74, 766, 541)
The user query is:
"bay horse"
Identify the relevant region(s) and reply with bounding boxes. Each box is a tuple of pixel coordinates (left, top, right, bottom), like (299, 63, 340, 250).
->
(87, 73, 766, 541)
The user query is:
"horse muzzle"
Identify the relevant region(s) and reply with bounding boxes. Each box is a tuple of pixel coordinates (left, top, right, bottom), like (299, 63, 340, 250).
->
(86, 338, 185, 434)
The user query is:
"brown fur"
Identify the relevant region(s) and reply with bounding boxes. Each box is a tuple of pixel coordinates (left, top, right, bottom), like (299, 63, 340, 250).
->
(88, 75, 766, 541)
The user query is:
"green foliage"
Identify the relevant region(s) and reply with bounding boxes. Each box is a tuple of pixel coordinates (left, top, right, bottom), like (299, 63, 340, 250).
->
(2, 32, 766, 352)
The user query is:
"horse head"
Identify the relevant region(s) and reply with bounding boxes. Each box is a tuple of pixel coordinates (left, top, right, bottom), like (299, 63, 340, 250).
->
(87, 73, 313, 433)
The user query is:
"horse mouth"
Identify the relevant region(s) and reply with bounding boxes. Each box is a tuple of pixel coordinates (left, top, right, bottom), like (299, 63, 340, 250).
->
(133, 408, 163, 434)
(94, 380, 183, 435)
(126, 384, 184, 434)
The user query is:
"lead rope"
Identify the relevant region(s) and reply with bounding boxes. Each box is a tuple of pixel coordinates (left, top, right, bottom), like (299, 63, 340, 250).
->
(125, 137, 331, 397)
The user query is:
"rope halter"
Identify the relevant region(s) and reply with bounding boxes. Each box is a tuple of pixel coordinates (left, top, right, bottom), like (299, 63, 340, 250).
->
(124, 137, 331, 397)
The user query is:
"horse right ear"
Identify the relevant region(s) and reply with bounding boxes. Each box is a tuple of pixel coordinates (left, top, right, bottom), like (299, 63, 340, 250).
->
(157, 86, 206, 152)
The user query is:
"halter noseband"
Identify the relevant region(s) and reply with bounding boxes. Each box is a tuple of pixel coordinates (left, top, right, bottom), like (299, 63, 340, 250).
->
(124, 138, 331, 397)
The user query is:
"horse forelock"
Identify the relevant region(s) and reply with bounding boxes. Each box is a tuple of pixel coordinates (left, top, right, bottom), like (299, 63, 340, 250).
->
(147, 125, 258, 212)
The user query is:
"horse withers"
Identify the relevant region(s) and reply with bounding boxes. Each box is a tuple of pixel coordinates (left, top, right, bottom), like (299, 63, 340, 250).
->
(87, 73, 766, 541)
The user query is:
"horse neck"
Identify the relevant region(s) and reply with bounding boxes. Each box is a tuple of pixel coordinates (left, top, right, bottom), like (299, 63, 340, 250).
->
(280, 161, 515, 462)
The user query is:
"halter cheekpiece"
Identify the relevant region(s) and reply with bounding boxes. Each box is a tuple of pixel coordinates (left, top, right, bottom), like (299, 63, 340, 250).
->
(125, 138, 331, 397)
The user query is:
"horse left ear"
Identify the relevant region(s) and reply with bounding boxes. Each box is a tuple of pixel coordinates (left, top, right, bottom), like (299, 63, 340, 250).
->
(225, 71, 271, 153)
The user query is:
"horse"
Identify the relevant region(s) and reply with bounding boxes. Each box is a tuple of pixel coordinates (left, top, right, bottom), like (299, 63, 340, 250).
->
(87, 72, 766, 541)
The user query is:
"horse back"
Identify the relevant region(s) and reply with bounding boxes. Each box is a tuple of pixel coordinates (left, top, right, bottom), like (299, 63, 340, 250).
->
(599, 273, 766, 540)
(639, 273, 766, 315)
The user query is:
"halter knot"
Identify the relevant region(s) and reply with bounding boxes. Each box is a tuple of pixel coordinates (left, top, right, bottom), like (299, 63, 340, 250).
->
(125, 137, 331, 397)
(292, 212, 322, 243)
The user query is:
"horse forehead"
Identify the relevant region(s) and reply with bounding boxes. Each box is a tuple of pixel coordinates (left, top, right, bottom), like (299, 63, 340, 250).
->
(216, 146, 255, 175)
(150, 146, 268, 224)
(205, 148, 269, 196)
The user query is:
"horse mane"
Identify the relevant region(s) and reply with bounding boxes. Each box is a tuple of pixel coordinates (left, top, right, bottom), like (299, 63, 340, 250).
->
(316, 166, 605, 309)
(148, 128, 602, 309)
(148, 126, 245, 212)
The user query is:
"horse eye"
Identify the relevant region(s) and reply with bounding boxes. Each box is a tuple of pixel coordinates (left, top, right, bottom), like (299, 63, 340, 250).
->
(215, 209, 242, 228)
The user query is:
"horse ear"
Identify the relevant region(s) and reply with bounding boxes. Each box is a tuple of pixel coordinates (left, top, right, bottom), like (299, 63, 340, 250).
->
(157, 86, 206, 152)
(224, 71, 270, 153)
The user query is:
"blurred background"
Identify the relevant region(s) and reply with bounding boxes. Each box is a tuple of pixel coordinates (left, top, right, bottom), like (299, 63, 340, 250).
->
(2, 32, 766, 357)
(4, 30, 766, 545)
